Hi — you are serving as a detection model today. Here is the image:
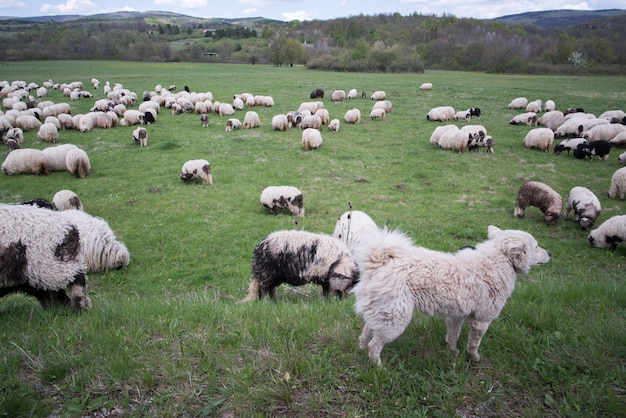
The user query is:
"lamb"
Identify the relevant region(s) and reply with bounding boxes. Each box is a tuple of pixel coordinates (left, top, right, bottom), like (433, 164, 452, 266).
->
(331, 90, 346, 102)
(427, 106, 455, 122)
(332, 210, 378, 252)
(429, 124, 458, 146)
(42, 144, 79, 172)
(132, 127, 148, 146)
(57, 209, 130, 273)
(65, 148, 91, 178)
(438, 129, 473, 153)
(508, 97, 528, 109)
(243, 111, 261, 129)
(608, 166, 626, 200)
(514, 181, 562, 225)
(509, 112, 537, 126)
(180, 159, 213, 185)
(271, 114, 289, 131)
(225, 118, 242, 132)
(553, 138, 588, 155)
(370, 108, 386, 121)
(344, 109, 361, 124)
(36, 122, 59, 143)
(564, 186, 602, 230)
(419, 82, 433, 90)
(583, 124, 626, 142)
(468, 134, 494, 153)
(454, 110, 471, 123)
(2, 148, 48, 175)
(328, 119, 340, 132)
(523, 128, 554, 152)
(53, 189, 83, 211)
(238, 230, 359, 302)
(0, 204, 92, 311)
(260, 186, 304, 217)
(302, 128, 323, 150)
(544, 100, 556, 112)
(200, 113, 209, 128)
(588, 215, 626, 252)
(371, 91, 386, 101)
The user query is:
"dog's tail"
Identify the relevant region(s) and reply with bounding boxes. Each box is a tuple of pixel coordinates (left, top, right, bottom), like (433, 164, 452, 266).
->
(237, 277, 260, 304)
(353, 227, 415, 271)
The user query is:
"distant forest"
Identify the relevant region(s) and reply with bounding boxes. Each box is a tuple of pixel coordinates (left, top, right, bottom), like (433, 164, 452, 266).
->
(0, 11, 625, 74)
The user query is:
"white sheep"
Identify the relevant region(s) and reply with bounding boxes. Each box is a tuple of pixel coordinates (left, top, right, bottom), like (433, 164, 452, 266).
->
(583, 124, 626, 142)
(553, 138, 588, 155)
(344, 109, 361, 124)
(2, 148, 48, 175)
(514, 181, 563, 225)
(526, 100, 542, 113)
(370, 91, 386, 101)
(36, 122, 59, 143)
(44, 116, 61, 130)
(298, 101, 324, 114)
(302, 128, 323, 150)
(509, 112, 537, 126)
(132, 127, 148, 146)
(42, 144, 79, 172)
(460, 124, 487, 138)
(508, 97, 528, 109)
(419, 82, 433, 90)
(438, 129, 473, 153)
(65, 148, 91, 178)
(524, 128, 554, 152)
(369, 108, 386, 121)
(300, 114, 322, 130)
(225, 118, 242, 132)
(6, 128, 24, 144)
(609, 132, 626, 147)
(233, 97, 244, 110)
(53, 189, 83, 211)
(122, 109, 144, 126)
(553, 117, 592, 137)
(328, 119, 340, 132)
(180, 159, 213, 185)
(564, 186, 602, 230)
(15, 114, 41, 131)
(372, 100, 392, 113)
(332, 210, 379, 252)
(454, 110, 471, 123)
(0, 204, 91, 311)
(544, 99, 556, 112)
(426, 106, 455, 122)
(619, 151, 626, 164)
(315, 108, 330, 125)
(429, 124, 458, 146)
(271, 114, 288, 131)
(599, 110, 625, 120)
(347, 89, 358, 99)
(608, 166, 626, 200)
(331, 90, 346, 102)
(243, 111, 261, 129)
(218, 103, 235, 116)
(260, 186, 304, 216)
(538, 110, 564, 126)
(239, 230, 359, 302)
(58, 209, 130, 273)
(588, 215, 626, 252)
(138, 100, 160, 115)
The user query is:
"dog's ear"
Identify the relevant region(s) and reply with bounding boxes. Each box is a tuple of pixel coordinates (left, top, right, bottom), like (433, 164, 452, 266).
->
(507, 240, 530, 274)
(487, 225, 502, 239)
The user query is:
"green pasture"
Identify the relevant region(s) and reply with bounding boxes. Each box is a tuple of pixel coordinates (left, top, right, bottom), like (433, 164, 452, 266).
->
(0, 61, 624, 417)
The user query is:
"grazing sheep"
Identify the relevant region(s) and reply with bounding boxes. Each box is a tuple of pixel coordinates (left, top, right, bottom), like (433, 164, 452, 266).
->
(132, 127, 148, 147)
(588, 215, 626, 252)
(180, 159, 213, 185)
(583, 124, 626, 142)
(0, 204, 91, 311)
(315, 108, 330, 125)
(508, 97, 528, 109)
(37, 122, 59, 143)
(454, 110, 471, 123)
(243, 111, 261, 129)
(544, 100, 556, 112)
(564, 186, 602, 230)
(514, 181, 563, 225)
(372, 100, 392, 113)
(65, 148, 91, 178)
(438, 129, 473, 153)
(225, 118, 242, 132)
(17, 197, 53, 210)
(302, 128, 323, 150)
(538, 110, 564, 126)
(332, 210, 379, 252)
(143, 109, 156, 125)
(2, 148, 48, 175)
(370, 108, 386, 121)
(371, 91, 386, 101)
(15, 114, 42, 131)
(58, 209, 130, 272)
(6, 138, 19, 151)
(526, 100, 542, 113)
(200, 113, 209, 128)
(218, 103, 235, 116)
(555, 117, 596, 138)
(271, 114, 289, 131)
(298, 101, 324, 114)
(610, 131, 626, 147)
(427, 106, 455, 122)
(347, 89, 358, 99)
(419, 82, 433, 90)
(331, 90, 346, 102)
(574, 140, 611, 161)
(599, 109, 625, 120)
(553, 138, 588, 155)
(42, 144, 79, 172)
(429, 124, 459, 146)
(509, 112, 537, 126)
(460, 124, 487, 139)
(122, 109, 144, 126)
(53, 189, 83, 211)
(299, 114, 322, 130)
(260, 186, 304, 217)
(44, 116, 61, 130)
(524, 128, 554, 152)
(310, 88, 324, 99)
(328, 119, 340, 132)
(608, 166, 626, 200)
(619, 151, 626, 164)
(238, 230, 359, 302)
(6, 128, 24, 144)
(468, 134, 494, 153)
(344, 108, 361, 124)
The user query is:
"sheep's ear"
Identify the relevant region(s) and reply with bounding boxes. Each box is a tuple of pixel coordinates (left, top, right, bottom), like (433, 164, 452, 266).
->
(487, 225, 501, 238)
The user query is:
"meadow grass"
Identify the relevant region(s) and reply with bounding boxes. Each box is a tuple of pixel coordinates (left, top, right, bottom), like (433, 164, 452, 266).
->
(0, 61, 624, 417)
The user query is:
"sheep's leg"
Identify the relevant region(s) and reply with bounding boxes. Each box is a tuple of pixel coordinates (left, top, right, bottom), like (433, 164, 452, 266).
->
(466, 318, 491, 362)
(444, 317, 464, 356)
(68, 271, 92, 312)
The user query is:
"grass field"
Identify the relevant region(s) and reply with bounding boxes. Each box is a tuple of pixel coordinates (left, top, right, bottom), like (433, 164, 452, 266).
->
(0, 61, 625, 417)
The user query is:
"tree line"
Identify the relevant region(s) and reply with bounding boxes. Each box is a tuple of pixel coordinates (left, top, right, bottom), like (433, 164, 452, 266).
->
(0, 12, 623, 74)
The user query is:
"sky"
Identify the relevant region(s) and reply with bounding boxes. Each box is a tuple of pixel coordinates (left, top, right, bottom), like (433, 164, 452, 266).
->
(0, 0, 623, 21)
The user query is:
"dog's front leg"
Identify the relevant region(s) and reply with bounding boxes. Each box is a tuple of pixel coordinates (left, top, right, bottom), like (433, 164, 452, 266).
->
(358, 325, 373, 350)
(466, 319, 490, 362)
(445, 317, 464, 356)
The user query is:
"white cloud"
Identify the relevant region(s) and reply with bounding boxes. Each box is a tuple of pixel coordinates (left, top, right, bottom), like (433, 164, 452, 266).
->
(40, 0, 99, 14)
(154, 0, 208, 8)
(282, 9, 313, 20)
(243, 7, 258, 14)
(0, 0, 28, 9)
(563, 2, 591, 10)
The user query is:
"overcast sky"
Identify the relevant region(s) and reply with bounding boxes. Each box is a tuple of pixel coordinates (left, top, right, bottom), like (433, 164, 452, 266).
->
(0, 0, 623, 21)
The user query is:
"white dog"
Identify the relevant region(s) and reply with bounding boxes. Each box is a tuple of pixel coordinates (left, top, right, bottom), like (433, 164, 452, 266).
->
(352, 225, 550, 367)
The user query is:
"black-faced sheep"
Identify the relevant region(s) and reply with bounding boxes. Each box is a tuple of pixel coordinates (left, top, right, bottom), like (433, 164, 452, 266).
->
(564, 186, 601, 230)
(427, 106, 455, 122)
(588, 215, 626, 252)
(180, 159, 213, 185)
(238, 230, 359, 302)
(524, 128, 554, 152)
(348, 89, 358, 99)
(132, 127, 148, 147)
(583, 123, 626, 142)
(6, 128, 24, 145)
(260, 186, 304, 217)
(509, 112, 537, 126)
(370, 91, 386, 101)
(2, 148, 48, 175)
(302, 128, 323, 150)
(514, 181, 563, 225)
(554, 138, 588, 155)
(574, 140, 611, 161)
(65, 148, 91, 178)
(468, 134, 494, 153)
(332, 210, 379, 252)
(225, 118, 242, 132)
(0, 204, 92, 311)
(608, 166, 626, 200)
(53, 189, 83, 211)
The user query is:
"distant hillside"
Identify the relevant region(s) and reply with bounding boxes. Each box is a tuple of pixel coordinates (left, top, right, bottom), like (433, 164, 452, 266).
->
(494, 9, 626, 28)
